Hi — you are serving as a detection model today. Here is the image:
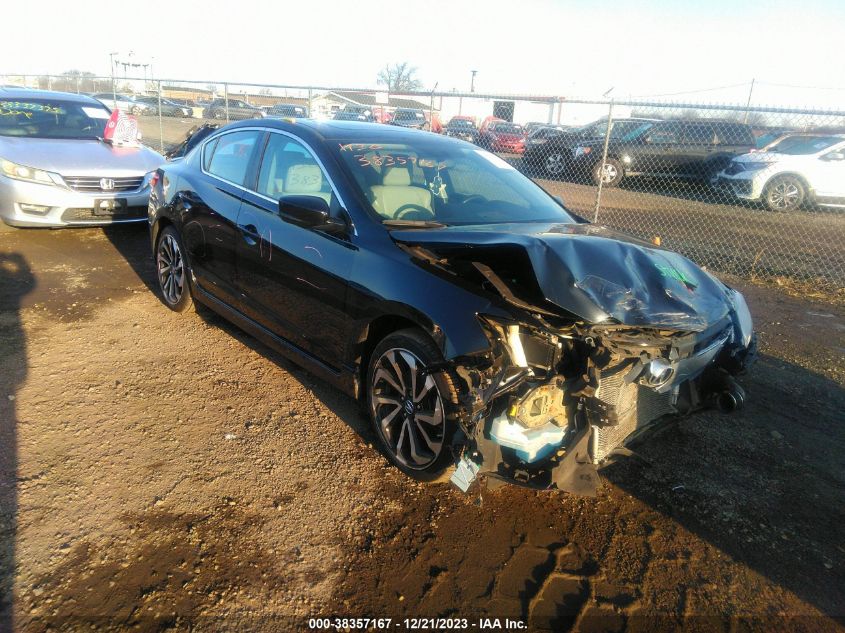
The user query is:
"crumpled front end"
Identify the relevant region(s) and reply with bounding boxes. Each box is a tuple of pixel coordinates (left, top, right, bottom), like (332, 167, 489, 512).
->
(392, 223, 757, 496)
(448, 301, 756, 496)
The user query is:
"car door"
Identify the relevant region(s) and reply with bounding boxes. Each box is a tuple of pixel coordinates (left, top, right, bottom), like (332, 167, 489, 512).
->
(814, 144, 845, 198)
(677, 123, 715, 177)
(235, 131, 357, 367)
(635, 122, 680, 175)
(180, 129, 263, 307)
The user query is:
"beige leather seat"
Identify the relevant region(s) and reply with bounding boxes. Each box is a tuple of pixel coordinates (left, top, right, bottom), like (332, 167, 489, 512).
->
(281, 164, 332, 204)
(368, 167, 434, 218)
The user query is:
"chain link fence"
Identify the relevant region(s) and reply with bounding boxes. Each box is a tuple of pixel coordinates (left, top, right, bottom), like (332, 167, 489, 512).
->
(3, 73, 844, 294)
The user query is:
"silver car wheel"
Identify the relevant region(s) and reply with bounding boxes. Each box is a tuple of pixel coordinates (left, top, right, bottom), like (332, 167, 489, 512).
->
(545, 153, 565, 175)
(769, 181, 800, 209)
(600, 162, 618, 183)
(370, 348, 445, 470)
(157, 234, 185, 306)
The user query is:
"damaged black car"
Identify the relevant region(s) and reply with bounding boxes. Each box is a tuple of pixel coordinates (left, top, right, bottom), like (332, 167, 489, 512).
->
(147, 119, 756, 495)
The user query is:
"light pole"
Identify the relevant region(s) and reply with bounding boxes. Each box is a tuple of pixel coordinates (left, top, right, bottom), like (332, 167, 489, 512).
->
(470, 70, 477, 93)
(109, 52, 119, 109)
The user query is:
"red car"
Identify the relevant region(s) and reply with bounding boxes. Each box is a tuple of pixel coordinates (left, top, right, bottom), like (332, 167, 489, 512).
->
(480, 121, 526, 154)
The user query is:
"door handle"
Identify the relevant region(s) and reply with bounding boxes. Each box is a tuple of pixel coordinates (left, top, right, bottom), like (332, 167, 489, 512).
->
(239, 223, 259, 246)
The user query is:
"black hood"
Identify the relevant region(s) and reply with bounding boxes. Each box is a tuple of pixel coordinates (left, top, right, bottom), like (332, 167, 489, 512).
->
(391, 222, 731, 331)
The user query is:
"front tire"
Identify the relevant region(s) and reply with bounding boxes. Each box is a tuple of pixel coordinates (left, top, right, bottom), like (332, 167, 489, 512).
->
(366, 329, 457, 480)
(764, 175, 805, 211)
(156, 226, 194, 312)
(544, 151, 567, 177)
(592, 157, 624, 187)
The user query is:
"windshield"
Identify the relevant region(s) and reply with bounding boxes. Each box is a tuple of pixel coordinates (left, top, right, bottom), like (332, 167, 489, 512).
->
(396, 111, 424, 120)
(334, 139, 575, 226)
(0, 99, 112, 139)
(448, 120, 475, 128)
(767, 135, 843, 155)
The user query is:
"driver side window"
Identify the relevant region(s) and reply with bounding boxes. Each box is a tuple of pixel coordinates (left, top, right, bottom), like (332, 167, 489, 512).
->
(256, 133, 337, 212)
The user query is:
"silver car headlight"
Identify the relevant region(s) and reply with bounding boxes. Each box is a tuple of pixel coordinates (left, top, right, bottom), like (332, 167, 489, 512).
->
(0, 158, 64, 187)
(729, 289, 753, 348)
(142, 170, 157, 189)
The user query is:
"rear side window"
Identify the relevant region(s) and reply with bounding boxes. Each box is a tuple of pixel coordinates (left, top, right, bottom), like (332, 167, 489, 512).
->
(715, 124, 754, 146)
(647, 122, 681, 144)
(206, 131, 261, 186)
(202, 138, 218, 170)
(680, 124, 716, 144)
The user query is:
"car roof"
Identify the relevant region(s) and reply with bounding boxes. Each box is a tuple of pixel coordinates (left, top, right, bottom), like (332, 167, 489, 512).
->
(218, 118, 466, 146)
(0, 87, 102, 105)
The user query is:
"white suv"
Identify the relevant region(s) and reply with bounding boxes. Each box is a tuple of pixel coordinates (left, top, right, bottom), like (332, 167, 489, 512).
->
(715, 134, 845, 211)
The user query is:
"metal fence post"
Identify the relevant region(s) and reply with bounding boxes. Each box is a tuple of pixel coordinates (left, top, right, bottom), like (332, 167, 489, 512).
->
(158, 80, 164, 154)
(224, 83, 230, 123)
(593, 99, 615, 223)
(75, 76, 80, 94)
(308, 87, 313, 117)
(47, 75, 52, 91)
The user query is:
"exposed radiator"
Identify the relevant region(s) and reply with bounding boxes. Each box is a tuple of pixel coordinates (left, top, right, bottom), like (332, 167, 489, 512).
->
(589, 363, 676, 463)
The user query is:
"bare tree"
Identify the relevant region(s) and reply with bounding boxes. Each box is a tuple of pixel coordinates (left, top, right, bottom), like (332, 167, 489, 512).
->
(377, 62, 423, 92)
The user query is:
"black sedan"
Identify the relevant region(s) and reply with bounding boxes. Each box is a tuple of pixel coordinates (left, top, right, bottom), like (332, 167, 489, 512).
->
(134, 96, 192, 117)
(148, 119, 756, 494)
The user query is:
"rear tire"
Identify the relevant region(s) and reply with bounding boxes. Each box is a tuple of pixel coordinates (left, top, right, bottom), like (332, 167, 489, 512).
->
(366, 329, 458, 481)
(156, 226, 194, 313)
(764, 175, 805, 212)
(592, 157, 624, 187)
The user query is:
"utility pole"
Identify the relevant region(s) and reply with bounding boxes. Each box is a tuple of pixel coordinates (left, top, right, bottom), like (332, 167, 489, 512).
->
(470, 70, 477, 93)
(743, 78, 756, 124)
(109, 52, 119, 109)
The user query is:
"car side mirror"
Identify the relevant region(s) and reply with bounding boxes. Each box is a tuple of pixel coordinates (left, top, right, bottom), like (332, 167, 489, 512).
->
(822, 151, 845, 161)
(278, 195, 347, 235)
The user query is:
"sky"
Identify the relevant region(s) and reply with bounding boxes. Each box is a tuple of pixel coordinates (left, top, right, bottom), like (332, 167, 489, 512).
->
(3, 0, 845, 108)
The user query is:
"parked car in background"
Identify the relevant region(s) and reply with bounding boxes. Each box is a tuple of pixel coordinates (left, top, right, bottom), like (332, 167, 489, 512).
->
(0, 88, 164, 227)
(444, 117, 478, 143)
(714, 133, 845, 211)
(164, 123, 221, 160)
(147, 118, 756, 494)
(391, 108, 428, 130)
(204, 98, 266, 120)
(266, 103, 309, 119)
(91, 92, 148, 115)
(133, 96, 192, 117)
(570, 120, 756, 187)
(333, 108, 375, 122)
(523, 117, 658, 175)
(753, 128, 793, 150)
(478, 116, 505, 138)
(479, 121, 526, 154)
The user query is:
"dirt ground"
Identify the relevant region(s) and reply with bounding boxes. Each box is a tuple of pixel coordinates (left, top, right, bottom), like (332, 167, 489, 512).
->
(0, 219, 843, 632)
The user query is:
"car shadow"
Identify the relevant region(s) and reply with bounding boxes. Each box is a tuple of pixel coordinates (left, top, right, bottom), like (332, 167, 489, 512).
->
(0, 252, 35, 632)
(101, 224, 159, 298)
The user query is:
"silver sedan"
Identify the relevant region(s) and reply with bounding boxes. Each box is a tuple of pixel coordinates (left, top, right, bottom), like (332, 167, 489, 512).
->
(0, 88, 164, 227)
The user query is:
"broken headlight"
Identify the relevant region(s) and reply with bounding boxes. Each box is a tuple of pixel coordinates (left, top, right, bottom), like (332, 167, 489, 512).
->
(728, 289, 753, 348)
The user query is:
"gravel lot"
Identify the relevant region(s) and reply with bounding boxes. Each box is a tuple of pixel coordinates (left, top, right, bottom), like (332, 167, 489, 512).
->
(0, 216, 843, 632)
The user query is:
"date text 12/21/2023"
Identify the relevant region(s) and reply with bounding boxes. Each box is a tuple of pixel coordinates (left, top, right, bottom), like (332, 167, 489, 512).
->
(308, 617, 527, 630)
